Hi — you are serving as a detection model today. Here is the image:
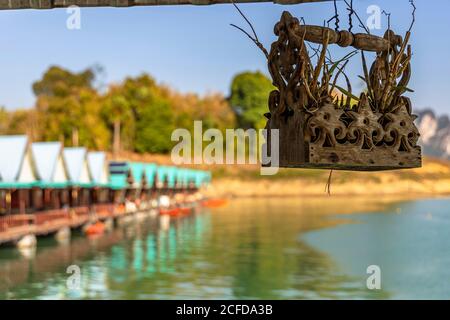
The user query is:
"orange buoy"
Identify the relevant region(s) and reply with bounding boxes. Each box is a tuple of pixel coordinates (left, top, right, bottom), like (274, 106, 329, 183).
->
(202, 199, 228, 208)
(160, 208, 181, 217)
(160, 206, 193, 217)
(179, 207, 192, 215)
(84, 222, 105, 236)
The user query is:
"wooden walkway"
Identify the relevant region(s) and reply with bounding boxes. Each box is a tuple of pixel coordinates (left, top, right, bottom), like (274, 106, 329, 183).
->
(0, 204, 120, 245)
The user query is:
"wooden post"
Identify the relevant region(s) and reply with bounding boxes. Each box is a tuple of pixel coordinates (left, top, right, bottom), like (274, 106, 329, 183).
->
(71, 188, 79, 207)
(113, 119, 121, 160)
(51, 189, 60, 209)
(72, 128, 79, 147)
(0, 190, 5, 215)
(61, 189, 69, 207)
(6, 190, 11, 215)
(32, 187, 43, 211)
(0, 0, 333, 10)
(44, 189, 51, 210)
(18, 189, 25, 214)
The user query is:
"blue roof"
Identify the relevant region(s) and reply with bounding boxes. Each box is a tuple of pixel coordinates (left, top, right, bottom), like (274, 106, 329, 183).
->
(109, 161, 129, 174)
(155, 166, 177, 188)
(182, 169, 194, 187)
(108, 161, 130, 190)
(129, 162, 145, 186)
(87, 152, 109, 186)
(176, 168, 184, 186)
(194, 170, 211, 188)
(176, 168, 190, 187)
(144, 163, 157, 187)
(109, 174, 128, 190)
(166, 166, 177, 188)
(0, 135, 29, 183)
(156, 166, 168, 186)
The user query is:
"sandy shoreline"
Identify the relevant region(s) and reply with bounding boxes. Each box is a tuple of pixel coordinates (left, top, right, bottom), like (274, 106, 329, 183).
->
(206, 178, 450, 198)
(111, 152, 450, 198)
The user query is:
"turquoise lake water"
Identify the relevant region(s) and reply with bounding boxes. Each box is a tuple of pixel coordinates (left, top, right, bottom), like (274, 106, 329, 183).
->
(0, 197, 449, 299)
(304, 197, 450, 299)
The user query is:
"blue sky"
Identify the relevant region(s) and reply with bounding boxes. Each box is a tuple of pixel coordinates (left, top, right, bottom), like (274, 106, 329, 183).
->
(1, 0, 449, 114)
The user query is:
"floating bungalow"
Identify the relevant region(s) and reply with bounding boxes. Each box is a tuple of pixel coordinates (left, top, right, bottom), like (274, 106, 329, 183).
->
(63, 147, 96, 222)
(0, 135, 211, 247)
(31, 141, 69, 210)
(87, 151, 115, 219)
(0, 135, 36, 216)
(144, 163, 158, 205)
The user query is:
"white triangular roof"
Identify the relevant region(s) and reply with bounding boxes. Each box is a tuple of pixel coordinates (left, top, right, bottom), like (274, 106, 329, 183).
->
(18, 148, 36, 183)
(64, 147, 92, 184)
(0, 135, 36, 183)
(31, 142, 68, 183)
(87, 152, 109, 185)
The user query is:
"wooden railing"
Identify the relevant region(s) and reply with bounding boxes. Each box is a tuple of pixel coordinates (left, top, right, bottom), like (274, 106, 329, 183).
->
(0, 203, 122, 241)
(115, 204, 126, 217)
(94, 204, 114, 219)
(34, 209, 70, 225)
(71, 206, 90, 218)
(0, 214, 34, 232)
(69, 206, 91, 227)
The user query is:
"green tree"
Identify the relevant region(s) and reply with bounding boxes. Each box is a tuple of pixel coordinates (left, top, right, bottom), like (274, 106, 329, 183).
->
(32, 66, 95, 97)
(112, 74, 177, 154)
(6, 109, 38, 137)
(135, 95, 175, 154)
(27, 66, 239, 155)
(102, 85, 135, 157)
(167, 91, 236, 131)
(0, 107, 8, 134)
(229, 71, 274, 130)
(33, 66, 110, 149)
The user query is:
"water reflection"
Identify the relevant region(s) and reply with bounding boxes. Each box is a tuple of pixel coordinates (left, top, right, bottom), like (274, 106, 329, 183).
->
(0, 197, 409, 299)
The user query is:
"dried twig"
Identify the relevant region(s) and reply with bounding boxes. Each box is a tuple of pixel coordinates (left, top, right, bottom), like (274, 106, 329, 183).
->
(229, 0, 269, 59)
(325, 169, 333, 195)
(343, 0, 370, 34)
(311, 31, 330, 93)
(308, 43, 334, 65)
(230, 24, 269, 58)
(343, 72, 352, 107)
(308, 43, 320, 60)
(361, 51, 376, 110)
(231, 0, 258, 42)
(408, 0, 416, 33)
(329, 59, 349, 95)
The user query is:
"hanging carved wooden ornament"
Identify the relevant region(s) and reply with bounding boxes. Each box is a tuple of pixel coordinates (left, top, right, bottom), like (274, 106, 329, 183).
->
(263, 11, 421, 171)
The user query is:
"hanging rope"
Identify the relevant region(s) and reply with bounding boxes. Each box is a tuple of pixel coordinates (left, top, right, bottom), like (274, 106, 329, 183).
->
(327, 0, 340, 31)
(343, 0, 370, 34)
(382, 10, 391, 31)
(325, 170, 333, 195)
(347, 0, 354, 32)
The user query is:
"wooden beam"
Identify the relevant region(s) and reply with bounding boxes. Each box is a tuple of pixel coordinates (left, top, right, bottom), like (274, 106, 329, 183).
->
(0, 0, 333, 11)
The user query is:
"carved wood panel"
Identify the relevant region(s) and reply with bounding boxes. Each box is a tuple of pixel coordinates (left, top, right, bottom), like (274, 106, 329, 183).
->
(263, 11, 422, 171)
